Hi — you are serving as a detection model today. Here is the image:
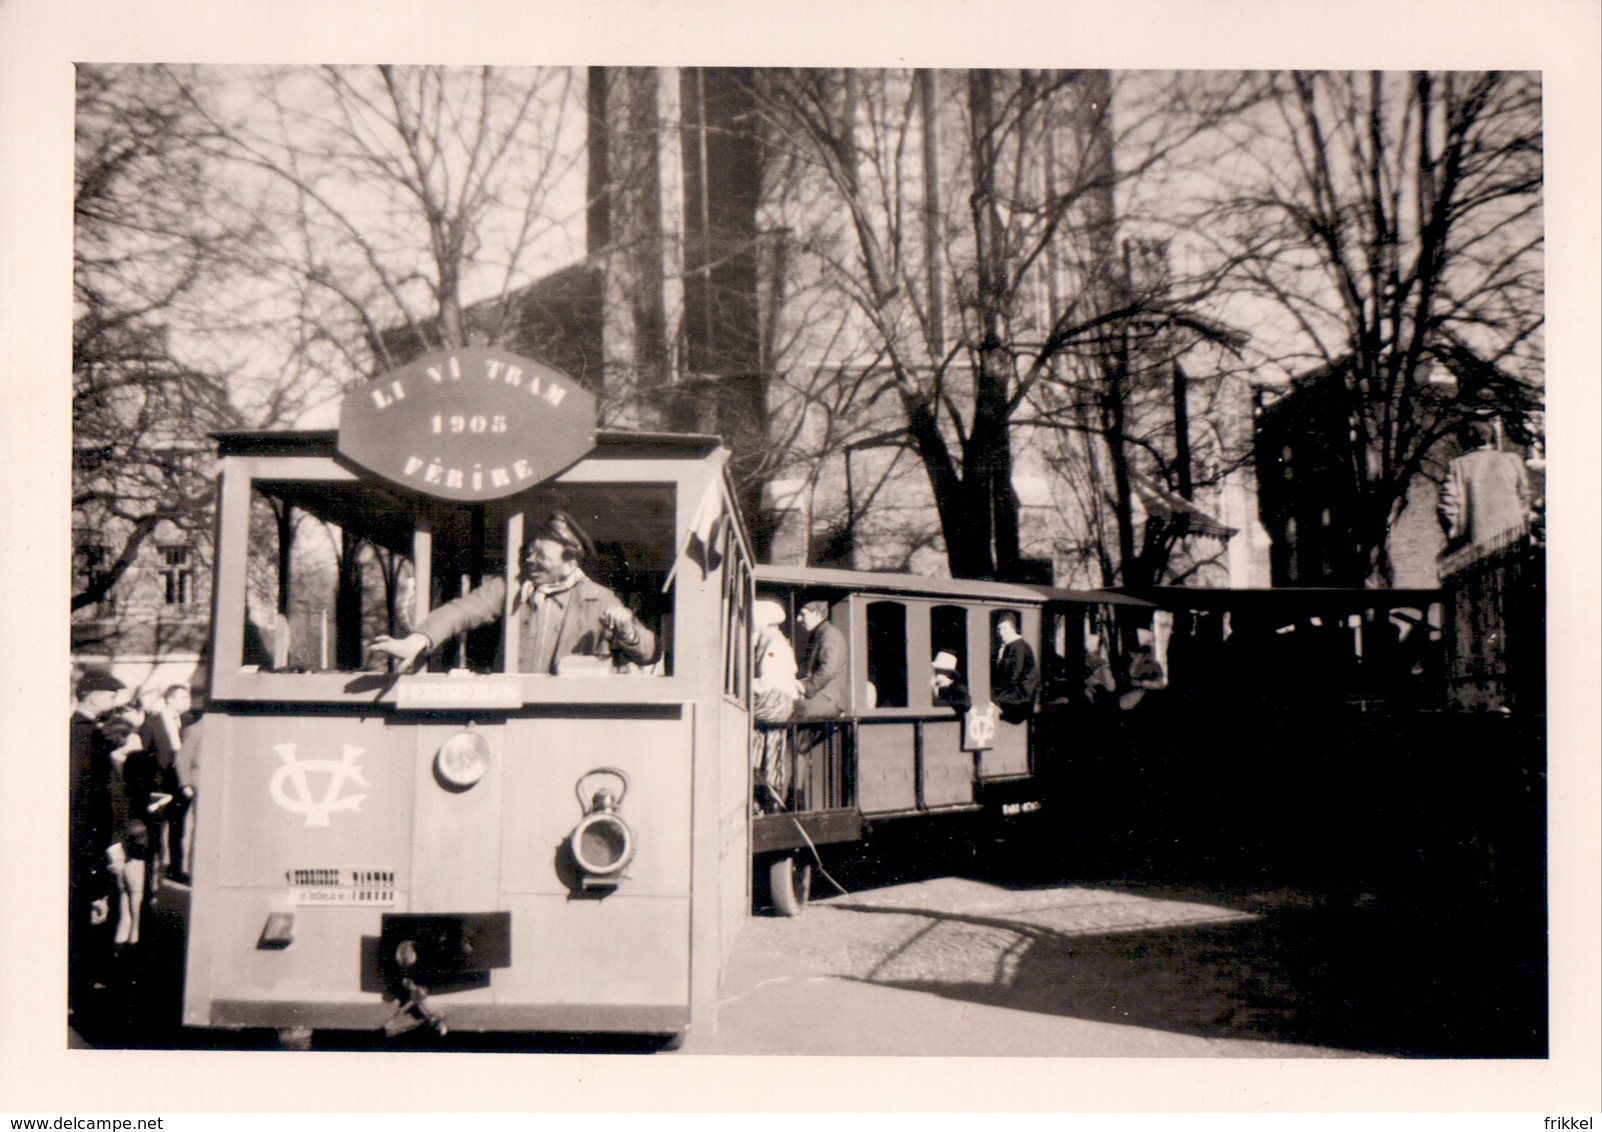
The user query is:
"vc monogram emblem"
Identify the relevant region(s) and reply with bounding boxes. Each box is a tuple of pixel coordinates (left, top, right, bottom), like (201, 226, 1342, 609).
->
(964, 703, 997, 750)
(270, 743, 369, 827)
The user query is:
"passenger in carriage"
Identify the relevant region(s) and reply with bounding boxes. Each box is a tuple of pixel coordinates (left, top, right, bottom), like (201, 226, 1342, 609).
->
(751, 600, 801, 722)
(992, 612, 1040, 723)
(930, 651, 971, 713)
(1438, 419, 1535, 552)
(750, 600, 800, 812)
(369, 511, 657, 675)
(792, 599, 848, 720)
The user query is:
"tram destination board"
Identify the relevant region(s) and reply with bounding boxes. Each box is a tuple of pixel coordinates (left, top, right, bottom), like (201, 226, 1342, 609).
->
(338, 345, 599, 502)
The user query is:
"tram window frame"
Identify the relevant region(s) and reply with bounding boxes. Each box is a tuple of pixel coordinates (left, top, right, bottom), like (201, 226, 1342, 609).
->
(863, 600, 910, 709)
(214, 457, 687, 701)
(928, 604, 969, 708)
(721, 516, 752, 704)
(1041, 606, 1083, 705)
(238, 481, 419, 675)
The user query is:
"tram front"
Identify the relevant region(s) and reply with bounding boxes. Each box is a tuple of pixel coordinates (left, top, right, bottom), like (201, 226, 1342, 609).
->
(183, 347, 753, 1047)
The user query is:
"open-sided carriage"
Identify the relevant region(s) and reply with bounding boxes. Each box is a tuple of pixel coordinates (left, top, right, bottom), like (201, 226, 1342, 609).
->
(747, 566, 1155, 914)
(184, 347, 753, 1047)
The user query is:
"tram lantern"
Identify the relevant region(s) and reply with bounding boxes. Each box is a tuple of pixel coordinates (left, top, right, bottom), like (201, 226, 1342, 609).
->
(569, 768, 635, 889)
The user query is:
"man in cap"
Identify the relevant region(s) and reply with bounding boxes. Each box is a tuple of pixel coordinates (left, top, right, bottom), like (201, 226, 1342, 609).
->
(371, 511, 656, 674)
(69, 670, 129, 1017)
(792, 599, 848, 719)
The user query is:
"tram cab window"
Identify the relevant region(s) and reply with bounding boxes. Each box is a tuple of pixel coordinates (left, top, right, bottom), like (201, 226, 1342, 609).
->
(236, 480, 676, 676)
(241, 482, 419, 674)
(864, 601, 909, 709)
(929, 604, 969, 707)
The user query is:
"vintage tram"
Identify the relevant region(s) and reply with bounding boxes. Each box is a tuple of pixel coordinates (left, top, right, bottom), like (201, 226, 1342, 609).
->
(182, 343, 1162, 1045)
(746, 566, 1155, 915)
(184, 347, 753, 1047)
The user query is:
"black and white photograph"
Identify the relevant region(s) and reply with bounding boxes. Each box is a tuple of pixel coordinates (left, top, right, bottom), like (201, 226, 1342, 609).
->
(4, 0, 1599, 1120)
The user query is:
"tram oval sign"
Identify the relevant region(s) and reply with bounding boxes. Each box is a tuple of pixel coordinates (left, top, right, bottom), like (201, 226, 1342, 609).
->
(337, 347, 598, 503)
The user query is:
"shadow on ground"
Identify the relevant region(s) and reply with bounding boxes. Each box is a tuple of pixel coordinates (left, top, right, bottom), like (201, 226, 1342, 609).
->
(821, 873, 1545, 1058)
(801, 706, 1548, 1059)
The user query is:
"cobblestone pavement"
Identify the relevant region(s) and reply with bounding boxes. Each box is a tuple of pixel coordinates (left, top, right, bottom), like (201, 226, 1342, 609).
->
(700, 846, 1546, 1058)
(712, 875, 1360, 1055)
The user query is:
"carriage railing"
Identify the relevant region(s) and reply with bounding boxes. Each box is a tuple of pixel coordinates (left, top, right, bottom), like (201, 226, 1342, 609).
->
(751, 722, 852, 814)
(1437, 514, 1543, 582)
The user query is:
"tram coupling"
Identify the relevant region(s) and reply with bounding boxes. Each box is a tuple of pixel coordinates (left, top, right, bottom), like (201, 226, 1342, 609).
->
(383, 973, 449, 1038)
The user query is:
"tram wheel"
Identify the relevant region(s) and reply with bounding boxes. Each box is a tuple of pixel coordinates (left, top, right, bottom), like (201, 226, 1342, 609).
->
(768, 853, 812, 918)
(276, 1025, 314, 1052)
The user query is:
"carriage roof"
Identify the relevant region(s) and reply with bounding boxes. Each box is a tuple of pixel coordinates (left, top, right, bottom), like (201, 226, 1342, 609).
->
(754, 564, 1152, 608)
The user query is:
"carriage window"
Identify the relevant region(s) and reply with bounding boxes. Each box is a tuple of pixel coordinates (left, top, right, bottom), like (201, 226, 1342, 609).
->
(1041, 608, 1079, 702)
(930, 604, 969, 706)
(864, 600, 908, 709)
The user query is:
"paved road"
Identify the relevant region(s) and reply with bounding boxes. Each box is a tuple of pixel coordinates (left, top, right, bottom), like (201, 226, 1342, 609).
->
(69, 834, 1544, 1059)
(683, 874, 1363, 1057)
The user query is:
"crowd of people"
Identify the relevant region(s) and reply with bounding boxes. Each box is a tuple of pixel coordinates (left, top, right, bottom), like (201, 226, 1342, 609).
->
(69, 669, 201, 1031)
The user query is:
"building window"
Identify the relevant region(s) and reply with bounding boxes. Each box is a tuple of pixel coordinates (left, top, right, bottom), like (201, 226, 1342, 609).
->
(73, 533, 117, 615)
(160, 544, 196, 607)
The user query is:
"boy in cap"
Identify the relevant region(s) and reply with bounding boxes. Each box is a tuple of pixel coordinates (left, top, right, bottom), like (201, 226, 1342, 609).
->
(1438, 419, 1536, 551)
(371, 510, 656, 674)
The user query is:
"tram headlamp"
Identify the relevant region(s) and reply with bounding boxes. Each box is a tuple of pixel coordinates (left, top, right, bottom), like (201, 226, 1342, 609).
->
(569, 768, 635, 888)
(435, 726, 491, 790)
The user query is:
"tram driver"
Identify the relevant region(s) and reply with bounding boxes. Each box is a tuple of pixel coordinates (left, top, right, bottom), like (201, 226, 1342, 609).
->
(370, 511, 657, 675)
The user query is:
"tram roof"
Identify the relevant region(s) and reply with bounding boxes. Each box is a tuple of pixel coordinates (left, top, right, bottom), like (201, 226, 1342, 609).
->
(755, 563, 1152, 607)
(213, 428, 727, 460)
(1127, 585, 1443, 613)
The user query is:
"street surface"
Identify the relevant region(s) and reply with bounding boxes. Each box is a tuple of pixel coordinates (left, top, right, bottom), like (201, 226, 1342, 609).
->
(684, 872, 1364, 1057)
(67, 815, 1544, 1058)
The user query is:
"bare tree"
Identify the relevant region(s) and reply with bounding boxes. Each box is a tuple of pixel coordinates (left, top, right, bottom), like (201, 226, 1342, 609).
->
(1211, 70, 1544, 585)
(169, 64, 586, 423)
(73, 65, 250, 613)
(744, 68, 1257, 581)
